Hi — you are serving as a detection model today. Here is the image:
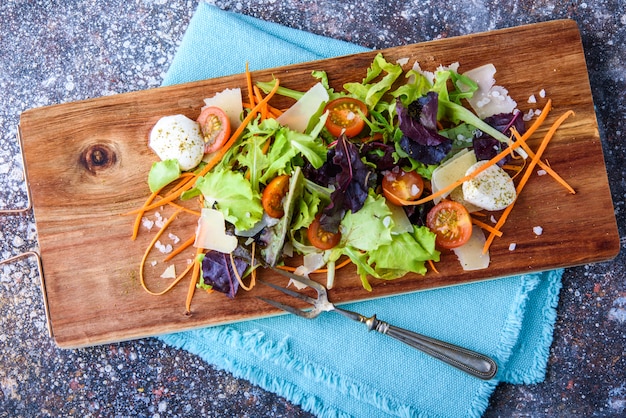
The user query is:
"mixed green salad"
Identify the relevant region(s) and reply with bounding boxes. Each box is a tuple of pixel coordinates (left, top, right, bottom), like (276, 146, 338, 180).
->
(139, 53, 551, 301)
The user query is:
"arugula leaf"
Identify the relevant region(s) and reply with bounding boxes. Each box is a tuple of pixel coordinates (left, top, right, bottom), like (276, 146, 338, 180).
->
(258, 126, 327, 185)
(428, 68, 509, 143)
(343, 53, 403, 108)
(255, 79, 304, 101)
(390, 69, 432, 106)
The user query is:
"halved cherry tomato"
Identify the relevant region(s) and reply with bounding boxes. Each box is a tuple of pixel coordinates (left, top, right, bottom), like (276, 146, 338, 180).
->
(381, 168, 425, 206)
(426, 200, 472, 249)
(262, 175, 290, 218)
(197, 106, 231, 154)
(324, 97, 368, 138)
(307, 214, 342, 250)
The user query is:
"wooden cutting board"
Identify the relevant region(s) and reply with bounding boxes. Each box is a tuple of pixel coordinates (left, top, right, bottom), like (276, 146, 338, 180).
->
(19, 19, 619, 348)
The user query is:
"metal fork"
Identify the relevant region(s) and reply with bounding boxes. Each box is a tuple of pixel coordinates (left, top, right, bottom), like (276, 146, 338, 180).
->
(258, 268, 498, 380)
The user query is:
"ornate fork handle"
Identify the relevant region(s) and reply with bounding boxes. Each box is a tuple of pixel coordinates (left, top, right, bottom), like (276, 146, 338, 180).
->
(334, 307, 498, 380)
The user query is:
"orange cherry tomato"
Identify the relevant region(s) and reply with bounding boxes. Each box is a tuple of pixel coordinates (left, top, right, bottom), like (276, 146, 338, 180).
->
(197, 106, 231, 154)
(381, 168, 425, 206)
(307, 214, 342, 250)
(262, 175, 290, 218)
(426, 200, 472, 249)
(324, 97, 368, 138)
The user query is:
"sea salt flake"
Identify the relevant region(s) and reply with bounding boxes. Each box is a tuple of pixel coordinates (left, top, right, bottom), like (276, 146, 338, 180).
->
(523, 109, 535, 121)
(168, 233, 180, 244)
(533, 226, 544, 236)
(528, 94, 537, 104)
(508, 243, 517, 251)
(155, 217, 167, 229)
(155, 240, 173, 254)
(142, 217, 154, 230)
(537, 169, 547, 176)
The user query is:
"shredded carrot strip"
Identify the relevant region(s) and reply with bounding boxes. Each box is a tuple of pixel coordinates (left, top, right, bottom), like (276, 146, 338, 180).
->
(501, 164, 523, 172)
(245, 62, 256, 108)
(428, 259, 440, 274)
(131, 189, 159, 240)
(164, 235, 196, 262)
(185, 247, 204, 314)
(167, 172, 197, 194)
(124, 176, 196, 216)
(129, 170, 197, 236)
(164, 201, 201, 216)
(141, 262, 195, 296)
(482, 109, 575, 253)
(471, 217, 503, 237)
(230, 252, 256, 291)
(268, 107, 284, 118)
(253, 86, 268, 120)
(243, 98, 283, 117)
(511, 128, 576, 194)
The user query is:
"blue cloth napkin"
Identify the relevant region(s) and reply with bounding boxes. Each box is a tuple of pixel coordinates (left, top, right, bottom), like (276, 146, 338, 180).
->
(159, 3, 563, 417)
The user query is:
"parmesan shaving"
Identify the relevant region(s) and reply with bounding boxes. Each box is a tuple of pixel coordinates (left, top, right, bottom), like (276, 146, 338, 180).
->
(160, 264, 176, 279)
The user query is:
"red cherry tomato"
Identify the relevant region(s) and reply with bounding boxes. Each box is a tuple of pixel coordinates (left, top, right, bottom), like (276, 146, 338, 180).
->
(426, 200, 473, 249)
(307, 215, 342, 250)
(262, 175, 290, 218)
(381, 168, 425, 206)
(197, 106, 231, 154)
(324, 97, 368, 138)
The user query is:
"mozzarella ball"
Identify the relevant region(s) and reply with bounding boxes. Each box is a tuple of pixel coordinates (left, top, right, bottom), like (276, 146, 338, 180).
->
(462, 160, 516, 211)
(149, 115, 204, 171)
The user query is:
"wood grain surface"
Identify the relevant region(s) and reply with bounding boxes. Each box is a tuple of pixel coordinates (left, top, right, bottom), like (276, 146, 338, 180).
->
(19, 19, 619, 348)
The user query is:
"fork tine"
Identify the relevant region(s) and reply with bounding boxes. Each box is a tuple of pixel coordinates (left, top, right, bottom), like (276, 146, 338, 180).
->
(256, 297, 319, 319)
(259, 279, 318, 304)
(268, 267, 327, 293)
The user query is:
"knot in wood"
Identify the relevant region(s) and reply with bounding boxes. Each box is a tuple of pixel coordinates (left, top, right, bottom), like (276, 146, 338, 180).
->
(80, 143, 117, 174)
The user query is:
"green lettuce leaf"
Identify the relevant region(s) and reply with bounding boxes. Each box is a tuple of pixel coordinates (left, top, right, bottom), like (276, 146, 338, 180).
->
(147, 159, 180, 192)
(194, 170, 263, 231)
(366, 226, 440, 278)
(339, 193, 394, 252)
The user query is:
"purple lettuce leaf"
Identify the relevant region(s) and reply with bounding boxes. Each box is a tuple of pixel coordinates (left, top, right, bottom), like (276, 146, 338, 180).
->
(397, 93, 452, 164)
(201, 251, 248, 298)
(319, 135, 374, 232)
(473, 112, 526, 164)
(361, 140, 397, 171)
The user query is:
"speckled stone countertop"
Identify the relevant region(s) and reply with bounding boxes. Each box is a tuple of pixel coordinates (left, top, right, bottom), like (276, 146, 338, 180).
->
(1, 0, 624, 416)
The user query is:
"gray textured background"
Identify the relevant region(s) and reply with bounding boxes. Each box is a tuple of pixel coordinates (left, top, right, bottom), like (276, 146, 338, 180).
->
(1, 0, 624, 416)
